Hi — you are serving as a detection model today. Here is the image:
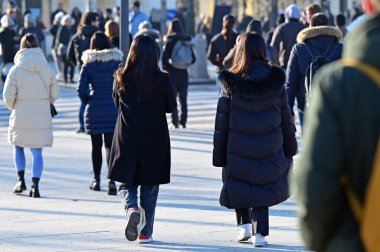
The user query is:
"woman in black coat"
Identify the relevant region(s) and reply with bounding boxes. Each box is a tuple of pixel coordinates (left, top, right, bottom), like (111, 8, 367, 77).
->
(109, 35, 176, 243)
(162, 18, 195, 129)
(213, 33, 297, 247)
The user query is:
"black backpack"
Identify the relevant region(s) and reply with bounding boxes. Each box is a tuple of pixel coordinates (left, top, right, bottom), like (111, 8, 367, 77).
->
(304, 42, 339, 99)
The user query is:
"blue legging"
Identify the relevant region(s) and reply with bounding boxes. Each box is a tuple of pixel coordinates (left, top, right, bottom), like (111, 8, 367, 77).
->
(14, 146, 43, 178)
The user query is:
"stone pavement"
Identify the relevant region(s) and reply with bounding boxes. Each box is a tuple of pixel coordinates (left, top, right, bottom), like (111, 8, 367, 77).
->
(0, 84, 306, 252)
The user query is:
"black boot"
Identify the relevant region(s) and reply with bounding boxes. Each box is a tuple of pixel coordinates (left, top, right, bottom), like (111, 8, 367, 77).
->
(108, 180, 117, 195)
(89, 179, 100, 191)
(29, 177, 40, 198)
(13, 170, 27, 193)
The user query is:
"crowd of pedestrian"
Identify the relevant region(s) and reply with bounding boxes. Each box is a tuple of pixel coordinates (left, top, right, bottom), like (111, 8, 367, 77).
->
(1, 0, 379, 250)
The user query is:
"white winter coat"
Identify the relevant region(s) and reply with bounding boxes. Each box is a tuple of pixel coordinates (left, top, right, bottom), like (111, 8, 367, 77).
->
(3, 48, 59, 148)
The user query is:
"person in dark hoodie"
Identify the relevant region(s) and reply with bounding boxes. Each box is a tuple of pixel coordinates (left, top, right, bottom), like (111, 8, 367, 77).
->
(67, 12, 99, 134)
(213, 32, 297, 248)
(77, 32, 123, 195)
(286, 13, 342, 128)
(162, 18, 195, 129)
(0, 15, 18, 82)
(223, 20, 280, 68)
(271, 4, 306, 69)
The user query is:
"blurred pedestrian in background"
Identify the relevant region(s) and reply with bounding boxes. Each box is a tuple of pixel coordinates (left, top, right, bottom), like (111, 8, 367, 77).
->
(70, 7, 82, 33)
(77, 32, 123, 195)
(129, 1, 149, 37)
(2, 33, 59, 198)
(109, 35, 176, 244)
(213, 32, 297, 248)
(50, 11, 65, 80)
(162, 18, 195, 129)
(105, 20, 120, 48)
(67, 12, 100, 134)
(56, 14, 75, 83)
(0, 14, 19, 82)
(335, 13, 348, 39)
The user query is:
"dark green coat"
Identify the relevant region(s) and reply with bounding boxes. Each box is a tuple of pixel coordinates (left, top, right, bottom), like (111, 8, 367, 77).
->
(292, 15, 380, 252)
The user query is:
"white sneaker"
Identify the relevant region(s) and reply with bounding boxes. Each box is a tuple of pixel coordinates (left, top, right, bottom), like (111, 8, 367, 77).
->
(237, 224, 251, 242)
(252, 233, 268, 247)
(138, 235, 153, 244)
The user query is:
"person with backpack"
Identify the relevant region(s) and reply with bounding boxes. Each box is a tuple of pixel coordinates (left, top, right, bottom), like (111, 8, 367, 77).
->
(2, 34, 59, 198)
(207, 15, 238, 93)
(286, 13, 342, 128)
(67, 12, 99, 133)
(292, 0, 380, 250)
(162, 18, 195, 129)
(109, 35, 177, 244)
(77, 32, 123, 195)
(213, 33, 297, 248)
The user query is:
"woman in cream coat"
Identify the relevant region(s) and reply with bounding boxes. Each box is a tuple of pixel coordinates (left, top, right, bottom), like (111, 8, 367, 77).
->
(3, 33, 59, 198)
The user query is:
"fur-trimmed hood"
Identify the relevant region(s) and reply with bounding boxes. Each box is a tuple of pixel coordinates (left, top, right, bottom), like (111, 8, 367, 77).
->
(297, 26, 342, 43)
(218, 66, 285, 98)
(81, 48, 124, 64)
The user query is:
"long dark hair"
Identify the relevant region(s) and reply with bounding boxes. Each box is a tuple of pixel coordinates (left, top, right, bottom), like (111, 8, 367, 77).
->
(230, 32, 268, 74)
(166, 18, 183, 36)
(115, 35, 163, 101)
(90, 32, 111, 50)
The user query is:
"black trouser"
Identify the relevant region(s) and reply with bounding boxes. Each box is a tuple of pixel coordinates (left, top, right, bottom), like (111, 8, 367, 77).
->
(90, 133, 113, 180)
(235, 207, 269, 236)
(168, 67, 188, 126)
(62, 55, 74, 82)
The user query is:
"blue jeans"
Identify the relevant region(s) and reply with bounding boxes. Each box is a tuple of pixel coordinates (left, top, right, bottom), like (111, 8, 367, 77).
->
(14, 146, 43, 178)
(79, 101, 85, 131)
(215, 73, 221, 95)
(119, 184, 159, 237)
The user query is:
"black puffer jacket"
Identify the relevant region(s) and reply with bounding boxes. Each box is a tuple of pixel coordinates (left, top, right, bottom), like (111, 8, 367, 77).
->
(286, 26, 343, 114)
(213, 62, 297, 209)
(207, 32, 238, 71)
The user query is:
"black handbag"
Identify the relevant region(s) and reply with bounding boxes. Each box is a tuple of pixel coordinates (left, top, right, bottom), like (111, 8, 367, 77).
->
(50, 103, 58, 117)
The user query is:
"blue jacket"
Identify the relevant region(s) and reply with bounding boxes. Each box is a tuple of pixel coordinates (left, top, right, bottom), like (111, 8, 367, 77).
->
(77, 48, 123, 135)
(286, 26, 343, 114)
(213, 62, 298, 209)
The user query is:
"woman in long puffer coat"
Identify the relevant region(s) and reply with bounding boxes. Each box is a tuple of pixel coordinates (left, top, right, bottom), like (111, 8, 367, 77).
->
(77, 32, 123, 195)
(3, 33, 60, 198)
(213, 33, 297, 247)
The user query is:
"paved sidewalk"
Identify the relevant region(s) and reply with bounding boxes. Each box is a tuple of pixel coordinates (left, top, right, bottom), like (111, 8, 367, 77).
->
(0, 86, 306, 252)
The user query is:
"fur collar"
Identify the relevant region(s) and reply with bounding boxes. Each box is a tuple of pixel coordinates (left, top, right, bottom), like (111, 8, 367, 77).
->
(297, 26, 342, 43)
(81, 48, 123, 64)
(218, 66, 285, 98)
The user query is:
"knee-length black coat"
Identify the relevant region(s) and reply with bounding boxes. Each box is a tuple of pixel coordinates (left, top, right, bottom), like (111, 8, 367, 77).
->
(213, 63, 298, 209)
(108, 73, 177, 186)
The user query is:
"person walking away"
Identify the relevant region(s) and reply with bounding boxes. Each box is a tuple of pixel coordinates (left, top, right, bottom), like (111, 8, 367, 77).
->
(135, 21, 160, 42)
(50, 11, 65, 80)
(19, 14, 45, 47)
(56, 15, 75, 83)
(213, 33, 297, 247)
(0, 15, 19, 82)
(271, 4, 306, 69)
(335, 14, 348, 39)
(2, 33, 59, 198)
(162, 18, 195, 129)
(286, 13, 342, 128)
(77, 32, 122, 195)
(223, 20, 280, 68)
(304, 4, 322, 26)
(109, 35, 177, 244)
(207, 15, 238, 93)
(105, 20, 120, 48)
(292, 0, 380, 251)
(129, 1, 148, 37)
(266, 14, 285, 45)
(70, 7, 82, 33)
(67, 12, 100, 133)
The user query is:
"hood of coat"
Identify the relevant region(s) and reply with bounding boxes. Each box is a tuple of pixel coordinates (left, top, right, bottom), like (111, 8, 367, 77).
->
(81, 48, 123, 65)
(14, 47, 48, 72)
(218, 65, 285, 98)
(297, 26, 342, 43)
(343, 14, 380, 69)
